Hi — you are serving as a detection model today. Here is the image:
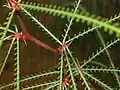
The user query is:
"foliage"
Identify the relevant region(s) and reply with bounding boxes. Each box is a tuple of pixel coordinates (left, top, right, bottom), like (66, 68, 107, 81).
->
(0, 0, 120, 89)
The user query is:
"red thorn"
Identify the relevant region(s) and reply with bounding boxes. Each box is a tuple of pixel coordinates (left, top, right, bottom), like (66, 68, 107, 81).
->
(12, 32, 28, 45)
(57, 42, 72, 54)
(8, 0, 20, 11)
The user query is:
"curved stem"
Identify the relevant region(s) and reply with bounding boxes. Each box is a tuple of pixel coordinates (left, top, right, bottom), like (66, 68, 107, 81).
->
(16, 13, 58, 53)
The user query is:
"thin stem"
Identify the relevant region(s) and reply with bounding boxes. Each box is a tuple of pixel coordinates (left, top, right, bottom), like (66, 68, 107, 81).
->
(64, 50, 77, 90)
(21, 7, 62, 45)
(44, 83, 59, 90)
(63, 0, 82, 43)
(66, 14, 120, 43)
(0, 71, 59, 90)
(22, 81, 59, 90)
(81, 38, 120, 68)
(96, 30, 120, 87)
(66, 48, 91, 90)
(0, 27, 15, 33)
(83, 72, 113, 90)
(59, 54, 64, 90)
(0, 9, 15, 48)
(0, 38, 15, 76)
(14, 25, 20, 90)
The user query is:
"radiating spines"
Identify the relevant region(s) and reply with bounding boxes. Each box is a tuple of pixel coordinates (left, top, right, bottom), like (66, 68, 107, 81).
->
(84, 66, 120, 73)
(76, 11, 120, 37)
(20, 1, 120, 37)
(20, 2, 69, 19)
(21, 69, 59, 84)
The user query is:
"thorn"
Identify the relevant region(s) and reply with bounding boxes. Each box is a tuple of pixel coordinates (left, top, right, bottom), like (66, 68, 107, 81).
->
(23, 39, 27, 46)
(57, 42, 72, 53)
